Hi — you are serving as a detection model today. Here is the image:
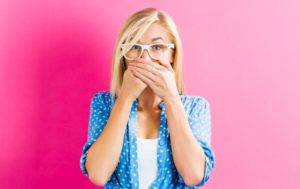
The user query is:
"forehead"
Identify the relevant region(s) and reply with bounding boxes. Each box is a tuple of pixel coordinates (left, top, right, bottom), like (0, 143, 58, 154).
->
(133, 23, 171, 44)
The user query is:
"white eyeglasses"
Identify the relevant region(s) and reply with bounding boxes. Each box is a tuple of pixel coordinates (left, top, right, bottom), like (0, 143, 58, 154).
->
(120, 43, 175, 60)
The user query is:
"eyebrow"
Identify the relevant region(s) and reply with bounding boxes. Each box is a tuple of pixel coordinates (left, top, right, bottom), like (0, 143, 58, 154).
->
(130, 37, 164, 43)
(150, 37, 164, 42)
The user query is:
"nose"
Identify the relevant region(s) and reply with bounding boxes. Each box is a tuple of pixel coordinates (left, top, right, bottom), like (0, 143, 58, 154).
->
(140, 49, 152, 60)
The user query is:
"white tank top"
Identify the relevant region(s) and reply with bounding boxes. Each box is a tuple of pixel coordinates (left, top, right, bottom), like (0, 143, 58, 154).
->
(137, 137, 159, 189)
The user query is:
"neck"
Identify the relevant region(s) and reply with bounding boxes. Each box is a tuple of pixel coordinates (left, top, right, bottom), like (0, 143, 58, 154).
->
(137, 87, 162, 112)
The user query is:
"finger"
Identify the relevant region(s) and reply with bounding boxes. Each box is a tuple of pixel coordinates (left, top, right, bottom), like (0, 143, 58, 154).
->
(130, 66, 159, 82)
(134, 58, 164, 71)
(132, 69, 155, 86)
(128, 63, 160, 76)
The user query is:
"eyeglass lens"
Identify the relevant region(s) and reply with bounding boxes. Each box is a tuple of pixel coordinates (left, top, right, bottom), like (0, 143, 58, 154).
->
(125, 44, 170, 60)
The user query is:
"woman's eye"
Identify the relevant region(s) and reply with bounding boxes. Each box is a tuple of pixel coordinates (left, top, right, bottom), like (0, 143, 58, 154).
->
(152, 44, 162, 50)
(131, 45, 140, 50)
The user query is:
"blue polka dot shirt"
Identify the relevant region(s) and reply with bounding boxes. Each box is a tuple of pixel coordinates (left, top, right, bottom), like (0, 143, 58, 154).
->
(80, 91, 216, 188)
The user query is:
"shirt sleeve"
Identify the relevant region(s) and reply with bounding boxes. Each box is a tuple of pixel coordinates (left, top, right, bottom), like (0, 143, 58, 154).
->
(79, 92, 111, 177)
(177, 97, 216, 187)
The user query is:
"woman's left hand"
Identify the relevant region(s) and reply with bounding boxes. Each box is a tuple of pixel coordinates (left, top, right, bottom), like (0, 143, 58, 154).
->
(127, 57, 179, 102)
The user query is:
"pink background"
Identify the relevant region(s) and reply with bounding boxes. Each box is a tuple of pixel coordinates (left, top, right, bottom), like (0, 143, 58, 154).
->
(1, 0, 299, 188)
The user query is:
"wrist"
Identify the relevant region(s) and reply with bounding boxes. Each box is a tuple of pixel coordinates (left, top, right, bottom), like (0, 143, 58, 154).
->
(118, 90, 135, 103)
(163, 93, 180, 105)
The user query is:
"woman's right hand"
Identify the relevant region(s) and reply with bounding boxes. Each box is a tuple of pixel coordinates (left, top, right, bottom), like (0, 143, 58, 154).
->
(119, 65, 147, 101)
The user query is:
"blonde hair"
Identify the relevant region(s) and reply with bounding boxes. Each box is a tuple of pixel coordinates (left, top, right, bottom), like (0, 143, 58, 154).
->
(110, 7, 184, 100)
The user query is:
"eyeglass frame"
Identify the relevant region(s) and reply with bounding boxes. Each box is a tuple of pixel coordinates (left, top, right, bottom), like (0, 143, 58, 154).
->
(120, 42, 175, 60)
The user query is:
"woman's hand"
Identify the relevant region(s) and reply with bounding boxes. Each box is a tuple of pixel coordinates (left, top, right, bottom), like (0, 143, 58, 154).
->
(127, 57, 179, 102)
(119, 65, 147, 101)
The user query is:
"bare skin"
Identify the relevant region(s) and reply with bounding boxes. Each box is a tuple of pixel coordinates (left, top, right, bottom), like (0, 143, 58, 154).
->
(136, 87, 162, 139)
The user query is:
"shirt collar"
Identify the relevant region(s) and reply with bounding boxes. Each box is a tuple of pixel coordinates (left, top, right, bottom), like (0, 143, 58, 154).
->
(132, 98, 166, 112)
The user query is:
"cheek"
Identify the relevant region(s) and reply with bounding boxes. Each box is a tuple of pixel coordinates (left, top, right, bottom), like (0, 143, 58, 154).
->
(165, 51, 174, 63)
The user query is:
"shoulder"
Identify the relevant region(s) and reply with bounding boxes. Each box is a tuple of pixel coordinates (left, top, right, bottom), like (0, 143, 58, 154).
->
(90, 90, 113, 109)
(180, 94, 210, 109)
(179, 94, 211, 117)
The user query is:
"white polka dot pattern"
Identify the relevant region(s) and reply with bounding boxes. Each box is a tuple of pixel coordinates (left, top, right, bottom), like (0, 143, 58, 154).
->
(79, 91, 216, 188)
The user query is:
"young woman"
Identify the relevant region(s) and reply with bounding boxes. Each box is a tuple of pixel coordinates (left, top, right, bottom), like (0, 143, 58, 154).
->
(80, 8, 215, 189)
